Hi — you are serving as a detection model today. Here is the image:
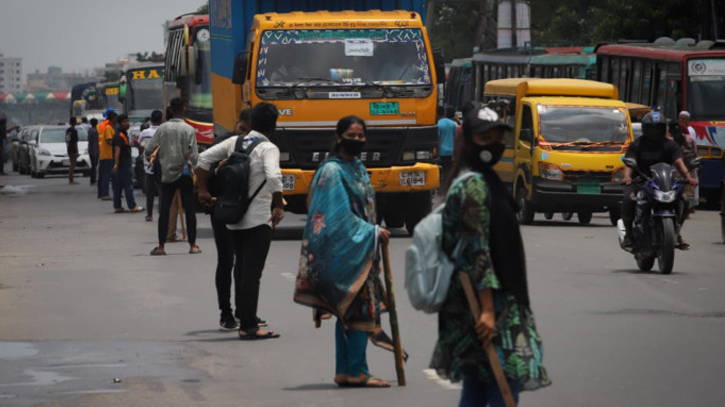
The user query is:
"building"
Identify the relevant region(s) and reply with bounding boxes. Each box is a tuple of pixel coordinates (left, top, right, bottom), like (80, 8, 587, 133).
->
(0, 54, 23, 93)
(24, 66, 101, 93)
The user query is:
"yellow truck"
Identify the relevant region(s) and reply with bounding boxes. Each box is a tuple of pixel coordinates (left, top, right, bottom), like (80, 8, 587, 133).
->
(483, 78, 633, 225)
(209, 4, 443, 233)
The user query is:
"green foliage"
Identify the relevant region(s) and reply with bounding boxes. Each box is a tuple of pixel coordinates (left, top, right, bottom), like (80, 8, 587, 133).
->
(429, 2, 490, 62)
(136, 51, 165, 63)
(197, 4, 209, 14)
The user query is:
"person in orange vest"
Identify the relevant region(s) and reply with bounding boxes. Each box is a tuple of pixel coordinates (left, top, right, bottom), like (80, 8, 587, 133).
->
(97, 108, 117, 201)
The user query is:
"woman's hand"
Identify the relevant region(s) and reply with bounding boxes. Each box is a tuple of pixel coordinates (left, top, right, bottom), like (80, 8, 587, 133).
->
(378, 228, 391, 246)
(475, 310, 495, 348)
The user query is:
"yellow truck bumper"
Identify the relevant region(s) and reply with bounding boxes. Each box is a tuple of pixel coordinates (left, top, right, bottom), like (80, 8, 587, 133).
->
(281, 162, 440, 195)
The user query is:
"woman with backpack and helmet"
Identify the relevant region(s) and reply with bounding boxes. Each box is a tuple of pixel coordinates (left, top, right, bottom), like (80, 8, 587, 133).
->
(432, 105, 550, 406)
(621, 112, 698, 249)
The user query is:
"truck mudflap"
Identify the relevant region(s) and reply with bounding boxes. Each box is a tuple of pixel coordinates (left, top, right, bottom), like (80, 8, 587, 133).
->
(280, 162, 440, 195)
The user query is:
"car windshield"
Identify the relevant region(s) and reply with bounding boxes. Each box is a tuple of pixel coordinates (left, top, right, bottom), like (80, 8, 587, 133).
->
(686, 58, 725, 122)
(41, 127, 88, 143)
(257, 28, 431, 87)
(538, 106, 630, 143)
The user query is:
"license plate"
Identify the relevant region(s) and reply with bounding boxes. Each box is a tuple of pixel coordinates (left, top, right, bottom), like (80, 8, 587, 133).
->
(282, 174, 295, 191)
(577, 179, 601, 194)
(399, 171, 426, 187)
(370, 102, 399, 115)
(62, 159, 70, 166)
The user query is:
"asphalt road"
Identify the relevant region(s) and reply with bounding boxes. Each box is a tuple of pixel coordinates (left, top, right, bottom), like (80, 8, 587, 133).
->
(1, 171, 724, 407)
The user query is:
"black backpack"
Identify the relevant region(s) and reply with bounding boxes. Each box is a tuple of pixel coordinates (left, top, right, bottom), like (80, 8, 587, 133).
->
(213, 136, 266, 224)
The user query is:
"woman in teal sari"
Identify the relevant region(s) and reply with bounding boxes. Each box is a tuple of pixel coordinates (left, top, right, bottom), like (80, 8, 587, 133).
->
(294, 116, 391, 388)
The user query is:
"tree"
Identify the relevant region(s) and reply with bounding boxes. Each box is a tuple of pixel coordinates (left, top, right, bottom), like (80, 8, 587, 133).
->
(197, 3, 208, 14)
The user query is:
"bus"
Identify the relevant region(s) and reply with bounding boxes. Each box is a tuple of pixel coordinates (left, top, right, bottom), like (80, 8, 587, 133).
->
(164, 13, 213, 147)
(119, 62, 165, 123)
(443, 58, 473, 112)
(528, 51, 596, 80)
(596, 40, 725, 204)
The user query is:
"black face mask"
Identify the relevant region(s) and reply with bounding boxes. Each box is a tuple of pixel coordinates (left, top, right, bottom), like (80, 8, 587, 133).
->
(468, 142, 506, 167)
(340, 138, 365, 157)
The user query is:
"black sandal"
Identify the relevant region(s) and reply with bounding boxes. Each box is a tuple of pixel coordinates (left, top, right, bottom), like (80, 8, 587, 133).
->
(238, 328, 280, 340)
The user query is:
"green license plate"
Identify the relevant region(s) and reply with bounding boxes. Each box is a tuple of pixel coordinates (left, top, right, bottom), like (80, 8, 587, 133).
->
(370, 102, 399, 115)
(577, 179, 601, 194)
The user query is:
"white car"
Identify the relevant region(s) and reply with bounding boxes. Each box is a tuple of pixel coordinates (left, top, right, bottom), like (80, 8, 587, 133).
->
(30, 125, 91, 178)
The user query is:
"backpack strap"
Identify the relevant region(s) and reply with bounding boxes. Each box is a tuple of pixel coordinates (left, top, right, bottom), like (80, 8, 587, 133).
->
(234, 136, 265, 154)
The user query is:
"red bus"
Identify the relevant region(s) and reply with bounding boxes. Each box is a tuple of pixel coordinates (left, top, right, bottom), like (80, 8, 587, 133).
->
(164, 13, 214, 147)
(596, 40, 725, 204)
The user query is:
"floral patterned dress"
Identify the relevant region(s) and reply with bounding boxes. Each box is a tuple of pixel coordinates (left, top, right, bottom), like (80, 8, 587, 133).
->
(430, 173, 551, 390)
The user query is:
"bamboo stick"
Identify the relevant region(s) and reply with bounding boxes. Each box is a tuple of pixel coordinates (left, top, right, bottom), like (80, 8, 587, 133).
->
(382, 244, 406, 386)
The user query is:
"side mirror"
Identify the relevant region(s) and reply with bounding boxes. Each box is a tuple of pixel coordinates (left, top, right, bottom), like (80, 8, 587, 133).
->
(622, 157, 638, 169)
(688, 157, 702, 170)
(118, 76, 127, 102)
(179, 45, 197, 77)
(519, 128, 533, 143)
(232, 53, 248, 85)
(432, 48, 446, 85)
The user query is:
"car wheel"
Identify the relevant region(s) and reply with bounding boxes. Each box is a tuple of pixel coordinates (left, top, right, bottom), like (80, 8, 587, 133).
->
(516, 187, 535, 225)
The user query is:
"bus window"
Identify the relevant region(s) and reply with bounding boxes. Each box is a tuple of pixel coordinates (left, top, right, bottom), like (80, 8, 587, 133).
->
(631, 60, 642, 104)
(611, 58, 620, 90)
(599, 56, 609, 82)
(619, 58, 630, 100)
(656, 66, 668, 113)
(642, 61, 653, 106)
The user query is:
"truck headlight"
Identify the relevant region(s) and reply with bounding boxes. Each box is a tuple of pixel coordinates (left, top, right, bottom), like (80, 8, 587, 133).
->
(539, 162, 564, 181)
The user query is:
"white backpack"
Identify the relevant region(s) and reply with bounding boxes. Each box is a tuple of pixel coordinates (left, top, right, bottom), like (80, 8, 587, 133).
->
(404, 172, 476, 313)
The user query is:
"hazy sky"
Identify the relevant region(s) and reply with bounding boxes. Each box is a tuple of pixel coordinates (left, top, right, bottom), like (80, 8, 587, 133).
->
(0, 0, 206, 75)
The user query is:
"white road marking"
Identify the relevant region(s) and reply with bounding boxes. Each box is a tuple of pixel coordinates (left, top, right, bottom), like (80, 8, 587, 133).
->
(422, 369, 462, 390)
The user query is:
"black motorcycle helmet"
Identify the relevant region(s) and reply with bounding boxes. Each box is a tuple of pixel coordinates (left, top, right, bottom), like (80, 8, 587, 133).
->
(641, 111, 667, 143)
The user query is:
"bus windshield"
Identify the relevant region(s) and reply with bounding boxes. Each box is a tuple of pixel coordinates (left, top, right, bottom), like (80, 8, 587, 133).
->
(538, 106, 630, 144)
(186, 38, 213, 123)
(686, 58, 725, 121)
(257, 29, 431, 87)
(127, 67, 164, 117)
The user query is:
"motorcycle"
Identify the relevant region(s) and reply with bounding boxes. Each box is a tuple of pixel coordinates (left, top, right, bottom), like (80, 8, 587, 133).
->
(617, 157, 700, 274)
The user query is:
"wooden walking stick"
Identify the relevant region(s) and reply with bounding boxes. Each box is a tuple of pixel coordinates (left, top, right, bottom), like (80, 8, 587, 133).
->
(460, 273, 516, 407)
(382, 244, 406, 386)
(175, 189, 187, 240)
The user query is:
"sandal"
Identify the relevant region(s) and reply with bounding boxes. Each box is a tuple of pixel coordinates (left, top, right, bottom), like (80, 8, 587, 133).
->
(346, 375, 390, 388)
(114, 208, 126, 213)
(167, 234, 182, 243)
(237, 328, 280, 340)
(129, 206, 144, 213)
(189, 246, 202, 254)
(676, 236, 690, 251)
(150, 247, 166, 256)
(145, 216, 153, 222)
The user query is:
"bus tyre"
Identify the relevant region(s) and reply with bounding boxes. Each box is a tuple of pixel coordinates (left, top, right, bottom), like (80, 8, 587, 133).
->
(609, 207, 621, 226)
(405, 191, 432, 235)
(577, 211, 593, 224)
(544, 212, 554, 220)
(562, 212, 573, 221)
(516, 187, 535, 225)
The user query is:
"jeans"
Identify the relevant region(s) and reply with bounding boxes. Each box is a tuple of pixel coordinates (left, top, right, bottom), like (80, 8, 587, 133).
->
(89, 153, 98, 184)
(144, 173, 158, 218)
(211, 212, 236, 314)
(98, 159, 113, 198)
(335, 319, 370, 378)
(459, 377, 522, 407)
(158, 175, 197, 246)
(112, 166, 137, 210)
(230, 225, 272, 331)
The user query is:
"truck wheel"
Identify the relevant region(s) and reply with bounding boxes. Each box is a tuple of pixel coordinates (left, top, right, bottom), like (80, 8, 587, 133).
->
(577, 211, 593, 224)
(516, 187, 535, 225)
(609, 207, 621, 226)
(544, 212, 554, 220)
(405, 191, 432, 235)
(562, 212, 573, 221)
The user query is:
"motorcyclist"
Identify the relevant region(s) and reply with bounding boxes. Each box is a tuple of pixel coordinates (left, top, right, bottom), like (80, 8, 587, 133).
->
(621, 111, 698, 248)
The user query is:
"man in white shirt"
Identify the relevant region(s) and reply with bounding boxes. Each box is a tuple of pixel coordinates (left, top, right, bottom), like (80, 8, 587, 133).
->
(196, 102, 284, 340)
(138, 110, 162, 221)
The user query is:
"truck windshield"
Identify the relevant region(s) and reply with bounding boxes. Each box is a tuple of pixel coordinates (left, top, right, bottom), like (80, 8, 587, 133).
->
(538, 106, 630, 144)
(127, 68, 164, 117)
(186, 33, 213, 123)
(686, 58, 725, 122)
(257, 29, 431, 87)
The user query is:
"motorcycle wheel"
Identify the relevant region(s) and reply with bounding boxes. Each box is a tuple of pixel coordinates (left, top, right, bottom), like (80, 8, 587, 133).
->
(636, 255, 655, 271)
(657, 218, 676, 274)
